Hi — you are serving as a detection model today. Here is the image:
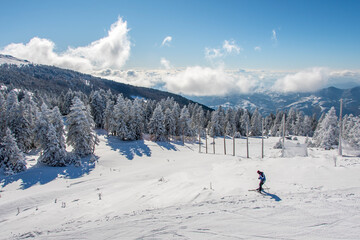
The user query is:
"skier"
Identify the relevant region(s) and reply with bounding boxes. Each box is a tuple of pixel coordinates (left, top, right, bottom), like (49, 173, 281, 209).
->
(257, 170, 266, 192)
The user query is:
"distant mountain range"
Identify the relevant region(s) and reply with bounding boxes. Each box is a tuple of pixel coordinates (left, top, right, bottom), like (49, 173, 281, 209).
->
(0, 54, 211, 111)
(188, 86, 360, 117)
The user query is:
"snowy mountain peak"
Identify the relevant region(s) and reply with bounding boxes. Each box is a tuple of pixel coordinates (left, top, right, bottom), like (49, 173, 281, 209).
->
(0, 54, 30, 66)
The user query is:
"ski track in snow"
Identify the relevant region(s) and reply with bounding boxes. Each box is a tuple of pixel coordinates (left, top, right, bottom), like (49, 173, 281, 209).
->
(1, 134, 360, 239)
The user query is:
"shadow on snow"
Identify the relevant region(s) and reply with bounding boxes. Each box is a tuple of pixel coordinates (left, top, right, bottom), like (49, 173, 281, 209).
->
(105, 134, 182, 160)
(0, 156, 96, 190)
(262, 190, 282, 202)
(106, 136, 152, 160)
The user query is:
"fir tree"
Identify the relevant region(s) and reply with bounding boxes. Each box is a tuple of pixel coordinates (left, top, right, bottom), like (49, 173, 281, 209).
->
(148, 104, 166, 141)
(0, 128, 26, 174)
(313, 107, 339, 149)
(66, 97, 98, 157)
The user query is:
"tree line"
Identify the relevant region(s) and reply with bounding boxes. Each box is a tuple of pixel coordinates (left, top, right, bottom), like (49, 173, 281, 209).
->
(1, 88, 359, 175)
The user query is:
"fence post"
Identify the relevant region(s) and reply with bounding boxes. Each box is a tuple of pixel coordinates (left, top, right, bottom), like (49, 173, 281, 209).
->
(206, 134, 208, 154)
(246, 124, 249, 158)
(224, 135, 226, 155)
(262, 118, 264, 159)
(213, 137, 215, 154)
(199, 129, 201, 153)
(233, 134, 235, 156)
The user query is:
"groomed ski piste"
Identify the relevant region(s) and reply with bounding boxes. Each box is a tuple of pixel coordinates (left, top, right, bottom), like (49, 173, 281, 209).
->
(1, 131, 360, 239)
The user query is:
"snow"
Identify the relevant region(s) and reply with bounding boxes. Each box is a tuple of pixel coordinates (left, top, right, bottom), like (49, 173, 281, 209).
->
(1, 132, 360, 239)
(0, 55, 29, 66)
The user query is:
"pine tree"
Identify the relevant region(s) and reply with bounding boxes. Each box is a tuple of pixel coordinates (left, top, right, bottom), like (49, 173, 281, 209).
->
(0, 128, 26, 174)
(148, 104, 166, 141)
(66, 97, 98, 157)
(179, 106, 194, 137)
(51, 106, 66, 149)
(250, 108, 262, 136)
(103, 99, 115, 134)
(240, 110, 250, 136)
(112, 95, 128, 140)
(313, 107, 339, 149)
(128, 98, 144, 140)
(35, 104, 72, 166)
(0, 92, 7, 139)
(164, 108, 176, 137)
(90, 90, 106, 129)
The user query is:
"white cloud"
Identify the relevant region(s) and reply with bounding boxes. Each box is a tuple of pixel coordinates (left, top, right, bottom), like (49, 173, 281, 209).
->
(165, 66, 256, 96)
(0, 17, 131, 73)
(254, 46, 261, 52)
(205, 48, 223, 60)
(271, 29, 277, 43)
(160, 57, 171, 69)
(273, 67, 330, 93)
(222, 40, 241, 54)
(205, 39, 241, 61)
(161, 36, 172, 46)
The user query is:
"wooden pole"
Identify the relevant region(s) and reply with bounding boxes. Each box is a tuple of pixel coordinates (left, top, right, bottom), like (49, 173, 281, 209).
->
(233, 134, 235, 156)
(213, 137, 215, 154)
(182, 129, 185, 145)
(224, 134, 226, 155)
(339, 98, 343, 156)
(246, 124, 249, 158)
(206, 134, 208, 154)
(199, 129, 201, 153)
(282, 114, 285, 157)
(262, 118, 264, 159)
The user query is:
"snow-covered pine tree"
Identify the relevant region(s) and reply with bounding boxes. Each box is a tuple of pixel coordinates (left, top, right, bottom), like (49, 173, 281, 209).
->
(264, 113, 275, 136)
(240, 110, 250, 136)
(171, 102, 181, 136)
(313, 106, 339, 149)
(35, 104, 72, 166)
(164, 108, 176, 138)
(148, 104, 166, 141)
(303, 115, 314, 137)
(0, 92, 7, 139)
(270, 111, 284, 136)
(128, 98, 144, 140)
(112, 95, 129, 140)
(286, 107, 297, 135)
(0, 128, 26, 174)
(50, 106, 66, 149)
(90, 90, 106, 129)
(103, 98, 115, 134)
(66, 97, 98, 157)
(60, 89, 74, 115)
(225, 108, 235, 136)
(294, 111, 305, 136)
(20, 92, 39, 149)
(250, 108, 262, 136)
(38, 122, 71, 167)
(12, 103, 33, 152)
(179, 106, 194, 137)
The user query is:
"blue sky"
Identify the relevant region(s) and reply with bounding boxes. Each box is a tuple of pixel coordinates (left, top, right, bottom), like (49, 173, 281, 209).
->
(1, 0, 360, 95)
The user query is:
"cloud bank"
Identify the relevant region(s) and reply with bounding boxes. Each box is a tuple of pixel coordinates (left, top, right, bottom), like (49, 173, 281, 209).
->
(0, 17, 131, 73)
(273, 67, 330, 93)
(165, 66, 256, 96)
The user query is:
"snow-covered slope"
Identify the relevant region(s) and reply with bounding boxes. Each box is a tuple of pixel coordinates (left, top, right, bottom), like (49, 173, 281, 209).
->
(0, 54, 30, 66)
(1, 132, 360, 239)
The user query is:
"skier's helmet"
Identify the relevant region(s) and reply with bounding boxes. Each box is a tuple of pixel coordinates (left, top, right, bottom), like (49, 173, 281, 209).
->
(257, 170, 261, 174)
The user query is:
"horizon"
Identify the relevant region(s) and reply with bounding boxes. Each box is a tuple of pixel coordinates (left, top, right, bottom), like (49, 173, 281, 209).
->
(1, 0, 360, 96)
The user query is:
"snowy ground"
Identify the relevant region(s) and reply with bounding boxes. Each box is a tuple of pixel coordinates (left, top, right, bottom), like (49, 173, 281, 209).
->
(1, 131, 360, 239)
